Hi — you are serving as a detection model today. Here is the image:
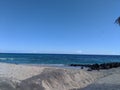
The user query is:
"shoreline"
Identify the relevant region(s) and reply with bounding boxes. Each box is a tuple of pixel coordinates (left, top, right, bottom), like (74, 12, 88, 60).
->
(1, 61, 120, 71)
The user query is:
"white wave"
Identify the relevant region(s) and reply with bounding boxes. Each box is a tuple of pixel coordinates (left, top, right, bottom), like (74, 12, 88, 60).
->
(0, 58, 14, 60)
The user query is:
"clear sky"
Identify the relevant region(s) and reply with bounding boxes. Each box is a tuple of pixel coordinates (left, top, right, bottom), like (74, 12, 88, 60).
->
(0, 0, 120, 54)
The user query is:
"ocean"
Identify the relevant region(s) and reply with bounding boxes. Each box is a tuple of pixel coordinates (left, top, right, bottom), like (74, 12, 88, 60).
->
(0, 53, 120, 65)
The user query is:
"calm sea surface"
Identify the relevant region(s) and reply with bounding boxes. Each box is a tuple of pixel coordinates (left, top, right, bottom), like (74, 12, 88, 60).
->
(0, 53, 120, 65)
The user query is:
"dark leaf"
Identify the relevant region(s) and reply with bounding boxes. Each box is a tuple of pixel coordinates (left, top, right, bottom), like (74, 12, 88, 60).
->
(115, 16, 120, 25)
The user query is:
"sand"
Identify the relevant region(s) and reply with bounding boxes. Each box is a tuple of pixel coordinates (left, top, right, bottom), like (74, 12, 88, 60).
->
(0, 63, 45, 80)
(75, 74, 120, 90)
(72, 68, 120, 90)
(0, 63, 120, 90)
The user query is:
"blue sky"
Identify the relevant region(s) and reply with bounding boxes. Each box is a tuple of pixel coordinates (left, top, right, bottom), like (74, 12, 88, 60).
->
(0, 0, 120, 54)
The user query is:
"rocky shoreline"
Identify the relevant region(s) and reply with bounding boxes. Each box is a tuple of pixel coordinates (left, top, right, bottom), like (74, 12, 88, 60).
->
(69, 62, 120, 70)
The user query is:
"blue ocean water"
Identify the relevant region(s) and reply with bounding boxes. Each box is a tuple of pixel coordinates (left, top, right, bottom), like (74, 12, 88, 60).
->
(0, 53, 120, 65)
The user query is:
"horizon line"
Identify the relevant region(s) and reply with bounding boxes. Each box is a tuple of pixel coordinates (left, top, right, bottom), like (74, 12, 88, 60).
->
(0, 52, 120, 56)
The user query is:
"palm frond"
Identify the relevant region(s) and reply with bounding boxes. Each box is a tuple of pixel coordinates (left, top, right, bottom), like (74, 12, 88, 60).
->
(115, 16, 120, 25)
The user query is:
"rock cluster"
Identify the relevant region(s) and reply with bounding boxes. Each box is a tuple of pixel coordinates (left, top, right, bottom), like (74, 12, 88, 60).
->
(69, 62, 120, 70)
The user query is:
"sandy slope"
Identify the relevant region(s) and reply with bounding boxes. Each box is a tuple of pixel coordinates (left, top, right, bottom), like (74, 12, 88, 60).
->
(0, 63, 45, 80)
(77, 74, 120, 90)
(0, 63, 96, 90)
(0, 63, 120, 90)
(18, 68, 96, 90)
(72, 68, 120, 90)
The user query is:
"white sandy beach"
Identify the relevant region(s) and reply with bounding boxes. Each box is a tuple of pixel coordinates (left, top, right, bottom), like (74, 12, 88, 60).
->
(0, 63, 120, 90)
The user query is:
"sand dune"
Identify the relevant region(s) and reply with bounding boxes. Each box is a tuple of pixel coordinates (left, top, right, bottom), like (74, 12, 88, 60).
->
(18, 68, 95, 90)
(0, 63, 120, 90)
(0, 63, 96, 90)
